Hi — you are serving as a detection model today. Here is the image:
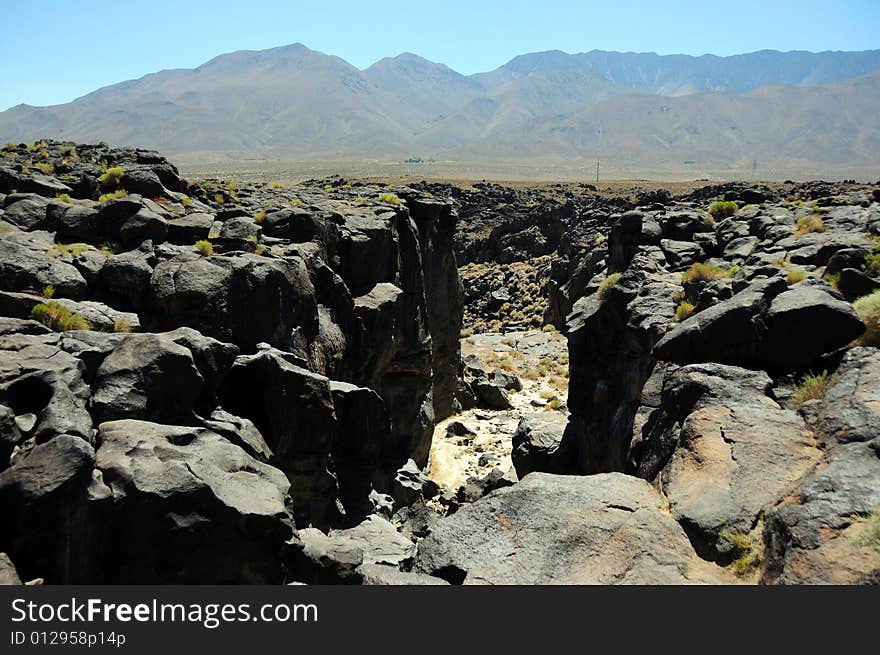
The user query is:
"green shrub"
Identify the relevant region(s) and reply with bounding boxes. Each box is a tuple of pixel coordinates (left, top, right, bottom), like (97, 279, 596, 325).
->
(708, 201, 738, 220)
(853, 290, 880, 346)
(795, 214, 825, 236)
(42, 284, 55, 299)
(378, 192, 401, 205)
(32, 302, 90, 331)
(675, 301, 696, 321)
(56, 193, 72, 204)
(195, 240, 214, 256)
(98, 189, 128, 203)
(180, 195, 193, 207)
(213, 192, 225, 205)
(48, 243, 90, 257)
(823, 271, 841, 291)
(681, 262, 729, 283)
(35, 162, 54, 174)
(253, 210, 267, 224)
(863, 253, 880, 277)
(597, 273, 622, 300)
(98, 166, 124, 186)
(790, 371, 834, 408)
(270, 182, 285, 189)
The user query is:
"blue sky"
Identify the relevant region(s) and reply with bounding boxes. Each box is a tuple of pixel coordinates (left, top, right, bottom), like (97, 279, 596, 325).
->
(1, 0, 878, 111)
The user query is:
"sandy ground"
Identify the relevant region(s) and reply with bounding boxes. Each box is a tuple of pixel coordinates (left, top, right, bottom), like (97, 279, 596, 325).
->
(427, 329, 569, 492)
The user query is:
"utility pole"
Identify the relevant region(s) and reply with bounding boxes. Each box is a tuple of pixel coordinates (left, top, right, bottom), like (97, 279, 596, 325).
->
(596, 159, 600, 184)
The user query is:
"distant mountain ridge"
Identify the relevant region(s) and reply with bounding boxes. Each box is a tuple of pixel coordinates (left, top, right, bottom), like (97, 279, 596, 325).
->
(2, 43, 880, 177)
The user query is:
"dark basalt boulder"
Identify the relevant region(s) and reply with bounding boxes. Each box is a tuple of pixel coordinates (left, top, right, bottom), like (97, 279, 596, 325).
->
(511, 412, 578, 478)
(635, 363, 821, 563)
(0, 232, 88, 298)
(358, 563, 448, 585)
(89, 333, 204, 424)
(391, 458, 439, 509)
(329, 380, 396, 519)
(653, 278, 865, 373)
(288, 515, 416, 585)
(762, 438, 880, 585)
(166, 212, 214, 244)
(0, 336, 93, 452)
(799, 347, 880, 446)
(0, 434, 97, 583)
(119, 207, 167, 246)
(98, 249, 154, 310)
(93, 420, 293, 583)
(150, 252, 317, 352)
(566, 253, 680, 473)
(3, 195, 57, 232)
(414, 472, 723, 584)
(119, 167, 166, 198)
(219, 345, 339, 528)
(0, 168, 71, 197)
(55, 204, 103, 242)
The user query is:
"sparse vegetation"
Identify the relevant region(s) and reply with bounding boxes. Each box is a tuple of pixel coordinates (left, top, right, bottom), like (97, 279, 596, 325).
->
(113, 317, 133, 333)
(180, 195, 193, 207)
(56, 193, 72, 204)
(855, 508, 880, 551)
(853, 290, 880, 346)
(32, 302, 90, 332)
(34, 162, 54, 174)
(42, 284, 55, 299)
(378, 192, 401, 205)
(270, 182, 285, 189)
(213, 192, 225, 205)
(795, 214, 825, 236)
(790, 371, 834, 408)
(823, 271, 841, 291)
(786, 268, 807, 285)
(98, 189, 129, 203)
(681, 262, 730, 283)
(863, 253, 880, 277)
(195, 239, 214, 256)
(253, 210, 267, 224)
(708, 201, 738, 220)
(597, 272, 621, 300)
(719, 529, 760, 576)
(98, 166, 124, 186)
(675, 301, 696, 321)
(48, 243, 90, 257)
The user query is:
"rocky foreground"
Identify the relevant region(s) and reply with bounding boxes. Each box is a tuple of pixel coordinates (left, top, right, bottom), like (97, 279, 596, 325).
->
(0, 140, 878, 585)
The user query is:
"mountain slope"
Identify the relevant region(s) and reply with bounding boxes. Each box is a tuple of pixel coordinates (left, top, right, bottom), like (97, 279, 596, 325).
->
(455, 72, 880, 171)
(363, 53, 485, 130)
(0, 43, 416, 154)
(416, 69, 628, 148)
(474, 48, 880, 95)
(1, 43, 879, 176)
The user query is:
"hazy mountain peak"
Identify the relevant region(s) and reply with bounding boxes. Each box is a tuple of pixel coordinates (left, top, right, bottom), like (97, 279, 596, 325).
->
(1, 43, 879, 177)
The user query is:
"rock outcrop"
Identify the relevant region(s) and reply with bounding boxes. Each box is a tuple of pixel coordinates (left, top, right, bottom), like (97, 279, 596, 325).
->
(414, 472, 726, 584)
(0, 141, 463, 583)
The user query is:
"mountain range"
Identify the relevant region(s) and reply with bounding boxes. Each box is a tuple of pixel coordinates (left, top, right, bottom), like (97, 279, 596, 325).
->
(2, 43, 880, 178)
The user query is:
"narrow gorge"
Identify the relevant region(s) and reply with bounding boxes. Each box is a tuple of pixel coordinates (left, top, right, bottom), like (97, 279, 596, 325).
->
(0, 141, 878, 585)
